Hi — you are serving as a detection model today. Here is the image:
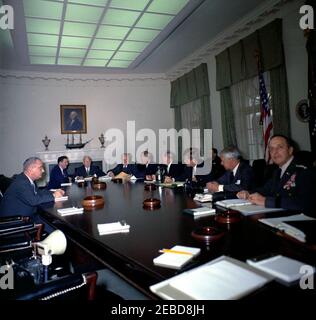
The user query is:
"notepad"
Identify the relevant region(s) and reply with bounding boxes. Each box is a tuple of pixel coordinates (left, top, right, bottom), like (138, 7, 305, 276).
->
(193, 193, 213, 202)
(57, 207, 84, 216)
(247, 255, 314, 283)
(183, 207, 216, 217)
(153, 245, 200, 269)
(98, 175, 112, 182)
(97, 221, 130, 235)
(150, 256, 271, 300)
(215, 199, 253, 208)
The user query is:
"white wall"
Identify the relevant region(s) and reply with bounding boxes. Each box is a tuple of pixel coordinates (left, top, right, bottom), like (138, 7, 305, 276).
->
(0, 73, 172, 175)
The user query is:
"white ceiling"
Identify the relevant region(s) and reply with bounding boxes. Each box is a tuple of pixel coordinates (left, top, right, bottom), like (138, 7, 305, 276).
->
(1, 0, 269, 74)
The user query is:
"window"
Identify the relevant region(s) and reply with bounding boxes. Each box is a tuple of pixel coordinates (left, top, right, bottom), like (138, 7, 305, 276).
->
(230, 72, 272, 163)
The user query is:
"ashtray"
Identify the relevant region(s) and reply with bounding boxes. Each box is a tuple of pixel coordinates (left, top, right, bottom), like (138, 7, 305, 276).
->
(144, 183, 156, 191)
(143, 198, 161, 210)
(214, 209, 242, 224)
(112, 178, 123, 183)
(92, 182, 107, 190)
(82, 195, 105, 210)
(191, 226, 225, 245)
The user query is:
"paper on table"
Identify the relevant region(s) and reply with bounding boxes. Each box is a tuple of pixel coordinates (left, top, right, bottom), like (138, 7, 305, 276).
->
(259, 214, 316, 242)
(55, 196, 69, 202)
(194, 193, 213, 202)
(61, 182, 72, 187)
(57, 207, 84, 216)
(247, 255, 315, 283)
(97, 221, 130, 235)
(153, 245, 200, 269)
(98, 175, 112, 182)
(150, 256, 271, 300)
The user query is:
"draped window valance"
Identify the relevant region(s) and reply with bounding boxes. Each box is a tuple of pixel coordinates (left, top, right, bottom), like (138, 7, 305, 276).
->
(170, 63, 210, 108)
(216, 19, 283, 90)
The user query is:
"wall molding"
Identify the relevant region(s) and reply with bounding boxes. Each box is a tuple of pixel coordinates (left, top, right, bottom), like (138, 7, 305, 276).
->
(0, 69, 168, 84)
(166, 0, 301, 80)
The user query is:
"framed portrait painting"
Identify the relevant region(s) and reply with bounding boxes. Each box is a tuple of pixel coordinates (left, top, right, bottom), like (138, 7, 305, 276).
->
(60, 105, 87, 134)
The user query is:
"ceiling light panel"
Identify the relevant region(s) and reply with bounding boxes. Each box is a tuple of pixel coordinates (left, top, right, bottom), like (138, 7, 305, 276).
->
(65, 4, 104, 23)
(59, 48, 87, 58)
(29, 46, 58, 56)
(60, 36, 91, 48)
(23, 0, 192, 68)
(136, 13, 174, 29)
(102, 9, 141, 27)
(26, 18, 61, 35)
(86, 50, 114, 59)
(127, 28, 160, 42)
(30, 56, 56, 64)
(147, 0, 190, 14)
(68, 0, 108, 6)
(84, 59, 108, 67)
(96, 25, 130, 40)
(24, 0, 63, 20)
(109, 0, 150, 11)
(63, 22, 97, 37)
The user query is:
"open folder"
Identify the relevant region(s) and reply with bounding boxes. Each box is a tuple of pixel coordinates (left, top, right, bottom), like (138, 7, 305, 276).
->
(150, 256, 272, 300)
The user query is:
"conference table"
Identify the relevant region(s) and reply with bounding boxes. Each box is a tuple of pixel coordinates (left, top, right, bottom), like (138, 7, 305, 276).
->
(40, 180, 316, 299)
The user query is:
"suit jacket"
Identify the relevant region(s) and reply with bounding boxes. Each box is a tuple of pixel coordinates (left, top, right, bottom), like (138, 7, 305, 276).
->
(134, 163, 158, 179)
(74, 165, 105, 178)
(0, 173, 54, 217)
(255, 159, 314, 211)
(47, 165, 69, 189)
(162, 163, 185, 181)
(216, 161, 254, 192)
(107, 164, 138, 176)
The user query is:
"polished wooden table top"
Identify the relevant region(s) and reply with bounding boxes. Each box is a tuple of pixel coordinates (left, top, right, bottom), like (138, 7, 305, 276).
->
(40, 181, 316, 298)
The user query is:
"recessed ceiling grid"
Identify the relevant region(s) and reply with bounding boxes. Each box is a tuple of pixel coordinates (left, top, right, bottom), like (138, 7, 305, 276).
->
(24, 0, 190, 68)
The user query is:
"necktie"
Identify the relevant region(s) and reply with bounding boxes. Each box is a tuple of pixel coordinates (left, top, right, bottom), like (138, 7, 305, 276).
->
(86, 167, 89, 175)
(31, 181, 37, 195)
(229, 171, 234, 184)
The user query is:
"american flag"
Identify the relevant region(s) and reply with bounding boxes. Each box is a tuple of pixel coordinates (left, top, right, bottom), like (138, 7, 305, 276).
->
(259, 71, 273, 162)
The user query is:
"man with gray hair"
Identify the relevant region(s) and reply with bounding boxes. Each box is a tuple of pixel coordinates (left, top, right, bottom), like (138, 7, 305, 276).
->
(0, 157, 64, 218)
(74, 155, 105, 178)
(206, 146, 254, 194)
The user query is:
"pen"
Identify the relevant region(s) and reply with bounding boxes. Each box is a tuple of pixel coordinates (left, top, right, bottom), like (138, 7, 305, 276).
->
(159, 249, 193, 255)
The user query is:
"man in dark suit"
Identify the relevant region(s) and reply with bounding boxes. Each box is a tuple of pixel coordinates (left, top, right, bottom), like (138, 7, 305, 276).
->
(0, 157, 64, 218)
(161, 151, 185, 183)
(134, 151, 158, 180)
(237, 135, 313, 212)
(47, 156, 70, 189)
(206, 146, 254, 193)
(74, 156, 105, 178)
(107, 153, 137, 178)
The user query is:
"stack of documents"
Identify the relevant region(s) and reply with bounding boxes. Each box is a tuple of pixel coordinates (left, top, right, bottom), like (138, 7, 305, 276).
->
(247, 255, 314, 283)
(153, 245, 200, 270)
(215, 199, 284, 216)
(97, 221, 130, 235)
(183, 206, 216, 217)
(193, 193, 213, 202)
(57, 207, 84, 216)
(54, 196, 68, 202)
(150, 256, 271, 299)
(259, 213, 316, 242)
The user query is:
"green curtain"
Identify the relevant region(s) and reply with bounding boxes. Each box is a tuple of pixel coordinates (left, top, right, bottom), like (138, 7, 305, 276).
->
(220, 88, 237, 147)
(270, 65, 291, 136)
(170, 63, 210, 107)
(170, 63, 212, 156)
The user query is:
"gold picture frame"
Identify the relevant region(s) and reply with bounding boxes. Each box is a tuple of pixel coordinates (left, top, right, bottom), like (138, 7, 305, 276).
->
(60, 105, 87, 134)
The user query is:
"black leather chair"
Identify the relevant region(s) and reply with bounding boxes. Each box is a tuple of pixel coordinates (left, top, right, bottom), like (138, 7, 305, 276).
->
(252, 159, 266, 187)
